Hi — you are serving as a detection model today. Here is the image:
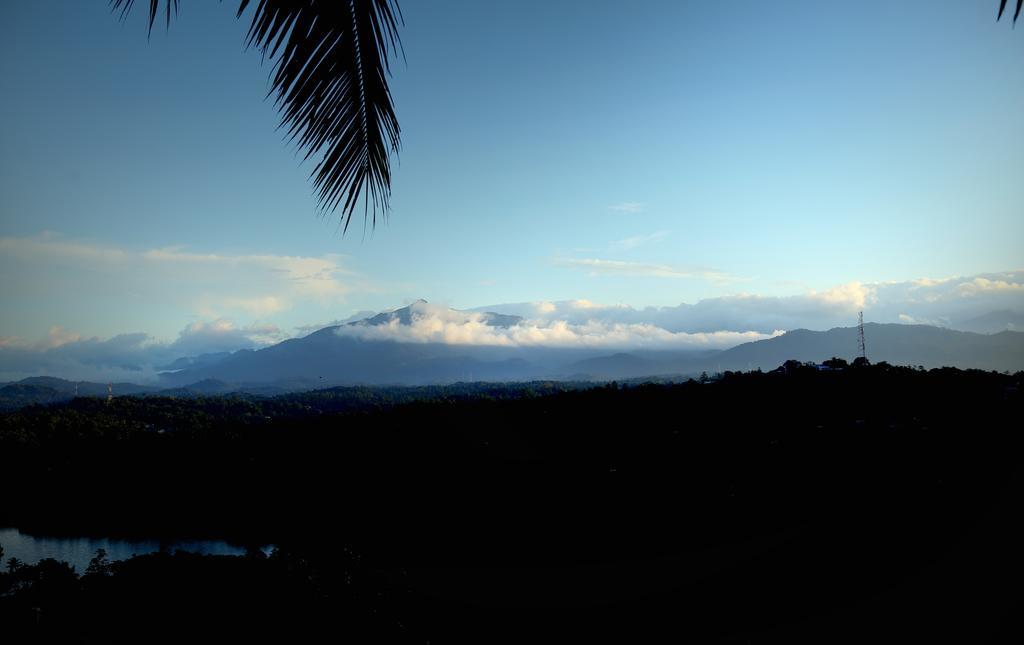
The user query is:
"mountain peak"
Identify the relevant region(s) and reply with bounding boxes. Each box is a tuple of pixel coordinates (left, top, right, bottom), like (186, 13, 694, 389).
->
(347, 302, 523, 329)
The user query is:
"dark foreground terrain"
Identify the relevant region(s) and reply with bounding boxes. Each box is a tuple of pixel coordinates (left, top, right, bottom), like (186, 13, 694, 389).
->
(2, 363, 1022, 642)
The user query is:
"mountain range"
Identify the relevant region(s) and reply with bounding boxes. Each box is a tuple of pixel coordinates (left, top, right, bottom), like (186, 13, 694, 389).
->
(2, 302, 1022, 408)
(569, 323, 1024, 380)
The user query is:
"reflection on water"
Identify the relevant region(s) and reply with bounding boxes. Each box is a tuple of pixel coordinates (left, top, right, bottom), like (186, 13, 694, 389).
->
(0, 527, 265, 572)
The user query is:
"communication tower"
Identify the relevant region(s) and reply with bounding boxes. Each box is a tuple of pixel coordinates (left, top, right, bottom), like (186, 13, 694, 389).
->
(857, 311, 867, 360)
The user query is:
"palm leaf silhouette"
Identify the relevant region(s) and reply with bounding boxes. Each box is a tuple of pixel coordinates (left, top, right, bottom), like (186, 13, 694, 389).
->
(111, 1, 1017, 232)
(111, 0, 402, 232)
(999, 0, 1024, 24)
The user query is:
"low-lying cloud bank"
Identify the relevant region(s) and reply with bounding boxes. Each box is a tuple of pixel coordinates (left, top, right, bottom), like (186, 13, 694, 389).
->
(0, 320, 283, 383)
(335, 301, 782, 349)
(2, 270, 1021, 383)
(475, 270, 1024, 335)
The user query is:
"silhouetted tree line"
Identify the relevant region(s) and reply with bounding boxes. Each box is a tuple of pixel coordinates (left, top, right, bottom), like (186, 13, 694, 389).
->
(1, 364, 1022, 642)
(0, 545, 412, 642)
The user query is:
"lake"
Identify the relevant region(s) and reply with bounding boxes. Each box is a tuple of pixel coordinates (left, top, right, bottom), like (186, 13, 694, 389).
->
(0, 527, 269, 572)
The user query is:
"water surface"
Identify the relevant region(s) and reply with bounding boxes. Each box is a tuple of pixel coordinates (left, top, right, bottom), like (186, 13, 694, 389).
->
(0, 527, 260, 571)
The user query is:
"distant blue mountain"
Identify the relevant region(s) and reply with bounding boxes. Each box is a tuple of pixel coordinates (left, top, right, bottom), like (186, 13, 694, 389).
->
(703, 323, 1024, 373)
(159, 305, 1024, 389)
(157, 303, 553, 388)
(3, 311, 1021, 410)
(957, 309, 1024, 334)
(564, 323, 1024, 378)
(156, 352, 235, 372)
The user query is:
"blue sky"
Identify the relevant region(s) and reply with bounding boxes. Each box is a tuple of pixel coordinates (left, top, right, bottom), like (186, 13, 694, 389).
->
(1, 0, 1023, 363)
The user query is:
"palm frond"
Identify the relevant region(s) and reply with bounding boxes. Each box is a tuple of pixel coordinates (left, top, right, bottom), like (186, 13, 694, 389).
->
(240, 0, 403, 231)
(111, 0, 403, 232)
(110, 0, 179, 36)
(998, 0, 1024, 24)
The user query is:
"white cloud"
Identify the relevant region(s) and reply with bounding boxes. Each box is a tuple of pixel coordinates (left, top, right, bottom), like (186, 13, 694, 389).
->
(140, 246, 354, 304)
(335, 301, 781, 350)
(873, 271, 1024, 330)
(613, 231, 669, 250)
(0, 326, 85, 352)
(214, 296, 287, 317)
(569, 299, 605, 310)
(559, 258, 736, 284)
(608, 202, 645, 214)
(897, 313, 947, 327)
(0, 318, 285, 382)
(0, 234, 360, 324)
(45, 326, 82, 349)
(3, 265, 1021, 383)
(169, 319, 285, 357)
(474, 270, 1024, 334)
(0, 235, 130, 264)
(807, 281, 874, 310)
(957, 277, 1024, 296)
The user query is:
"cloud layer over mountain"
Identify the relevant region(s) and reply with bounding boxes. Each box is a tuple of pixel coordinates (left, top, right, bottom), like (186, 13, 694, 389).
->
(336, 301, 780, 349)
(2, 270, 1021, 383)
(0, 320, 283, 382)
(476, 271, 1024, 335)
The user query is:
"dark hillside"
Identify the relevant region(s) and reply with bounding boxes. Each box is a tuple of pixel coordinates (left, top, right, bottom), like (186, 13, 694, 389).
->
(1, 365, 1021, 642)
